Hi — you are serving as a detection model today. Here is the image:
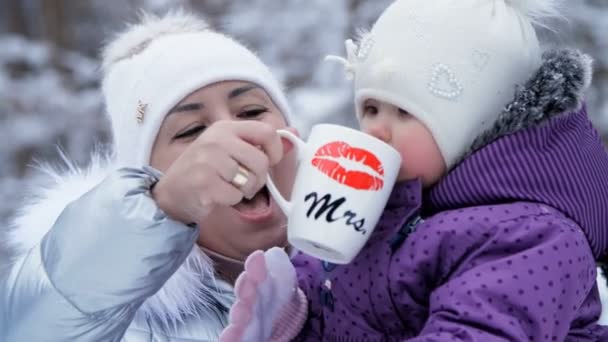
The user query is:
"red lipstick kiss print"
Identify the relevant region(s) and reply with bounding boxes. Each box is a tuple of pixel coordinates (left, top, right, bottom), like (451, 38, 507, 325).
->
(312, 141, 384, 191)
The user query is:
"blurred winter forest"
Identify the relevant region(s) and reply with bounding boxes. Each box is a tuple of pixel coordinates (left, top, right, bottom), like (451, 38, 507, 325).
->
(0, 0, 607, 224)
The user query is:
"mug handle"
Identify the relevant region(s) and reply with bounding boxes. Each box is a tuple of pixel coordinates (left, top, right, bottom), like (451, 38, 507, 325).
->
(266, 129, 307, 215)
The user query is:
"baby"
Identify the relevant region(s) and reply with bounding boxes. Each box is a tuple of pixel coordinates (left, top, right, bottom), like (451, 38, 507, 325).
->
(221, 0, 608, 340)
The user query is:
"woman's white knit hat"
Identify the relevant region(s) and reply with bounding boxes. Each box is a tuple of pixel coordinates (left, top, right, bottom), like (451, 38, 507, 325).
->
(331, 0, 562, 169)
(101, 11, 292, 167)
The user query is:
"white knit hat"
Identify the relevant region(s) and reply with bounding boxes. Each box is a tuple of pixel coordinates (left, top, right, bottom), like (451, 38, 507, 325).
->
(101, 11, 292, 167)
(331, 0, 562, 169)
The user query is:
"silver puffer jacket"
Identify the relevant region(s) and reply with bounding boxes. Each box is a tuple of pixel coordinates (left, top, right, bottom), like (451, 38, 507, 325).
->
(1, 159, 234, 341)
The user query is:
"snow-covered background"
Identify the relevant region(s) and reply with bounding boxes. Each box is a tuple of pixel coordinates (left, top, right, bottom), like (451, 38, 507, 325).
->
(0, 0, 607, 224)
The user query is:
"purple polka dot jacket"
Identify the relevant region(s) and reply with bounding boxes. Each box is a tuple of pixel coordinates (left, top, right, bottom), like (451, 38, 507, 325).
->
(291, 50, 608, 341)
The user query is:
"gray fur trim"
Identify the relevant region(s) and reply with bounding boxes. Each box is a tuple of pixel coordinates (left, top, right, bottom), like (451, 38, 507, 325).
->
(462, 49, 593, 162)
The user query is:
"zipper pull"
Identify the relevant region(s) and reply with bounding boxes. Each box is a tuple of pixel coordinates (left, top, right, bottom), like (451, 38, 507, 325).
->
(319, 279, 335, 311)
(389, 215, 423, 251)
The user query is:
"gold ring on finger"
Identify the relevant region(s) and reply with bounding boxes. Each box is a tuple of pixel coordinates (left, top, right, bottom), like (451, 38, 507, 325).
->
(231, 165, 250, 188)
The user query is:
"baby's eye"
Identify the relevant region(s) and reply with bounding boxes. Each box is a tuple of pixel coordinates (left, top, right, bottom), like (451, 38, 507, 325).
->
(398, 108, 411, 117)
(363, 104, 379, 117)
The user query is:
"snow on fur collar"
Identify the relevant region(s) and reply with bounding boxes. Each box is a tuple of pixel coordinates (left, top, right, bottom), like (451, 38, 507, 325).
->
(3, 152, 230, 329)
(464, 48, 593, 159)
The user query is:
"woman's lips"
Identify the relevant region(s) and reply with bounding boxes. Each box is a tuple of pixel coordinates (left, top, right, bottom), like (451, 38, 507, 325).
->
(311, 141, 384, 191)
(233, 187, 274, 222)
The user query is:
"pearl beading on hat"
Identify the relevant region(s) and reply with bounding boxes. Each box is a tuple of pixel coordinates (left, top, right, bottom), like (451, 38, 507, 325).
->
(428, 63, 463, 100)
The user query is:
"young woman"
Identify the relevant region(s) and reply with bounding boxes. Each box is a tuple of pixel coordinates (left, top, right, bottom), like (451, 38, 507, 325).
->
(1, 11, 298, 341)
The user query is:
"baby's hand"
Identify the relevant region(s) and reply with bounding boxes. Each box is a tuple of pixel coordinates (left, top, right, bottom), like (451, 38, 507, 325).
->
(219, 247, 307, 342)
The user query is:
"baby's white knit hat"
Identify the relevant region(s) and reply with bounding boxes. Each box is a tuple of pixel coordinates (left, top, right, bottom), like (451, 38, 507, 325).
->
(332, 0, 562, 169)
(101, 11, 292, 167)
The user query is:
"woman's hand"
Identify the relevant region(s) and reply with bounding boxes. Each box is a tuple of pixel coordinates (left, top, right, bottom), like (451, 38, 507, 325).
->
(152, 120, 285, 225)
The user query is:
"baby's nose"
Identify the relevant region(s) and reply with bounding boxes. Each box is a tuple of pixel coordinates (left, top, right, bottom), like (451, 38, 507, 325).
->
(364, 122, 392, 144)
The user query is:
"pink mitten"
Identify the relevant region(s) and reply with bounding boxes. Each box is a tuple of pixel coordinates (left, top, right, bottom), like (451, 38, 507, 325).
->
(219, 247, 308, 342)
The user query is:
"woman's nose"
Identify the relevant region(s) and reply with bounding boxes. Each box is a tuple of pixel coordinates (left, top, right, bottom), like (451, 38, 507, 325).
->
(364, 119, 392, 143)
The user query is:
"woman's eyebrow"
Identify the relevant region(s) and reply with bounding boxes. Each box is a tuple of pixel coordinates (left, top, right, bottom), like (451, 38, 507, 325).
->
(168, 85, 261, 114)
(228, 85, 261, 99)
(169, 103, 204, 114)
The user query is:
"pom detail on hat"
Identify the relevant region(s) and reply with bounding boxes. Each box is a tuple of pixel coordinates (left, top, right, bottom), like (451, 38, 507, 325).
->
(353, 28, 374, 61)
(102, 10, 209, 71)
(504, 0, 564, 27)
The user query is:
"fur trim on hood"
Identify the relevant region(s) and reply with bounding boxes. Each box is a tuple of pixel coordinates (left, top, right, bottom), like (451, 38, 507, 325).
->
(3, 152, 230, 330)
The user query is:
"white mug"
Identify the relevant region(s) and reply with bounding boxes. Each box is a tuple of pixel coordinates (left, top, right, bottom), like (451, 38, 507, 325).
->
(266, 124, 402, 264)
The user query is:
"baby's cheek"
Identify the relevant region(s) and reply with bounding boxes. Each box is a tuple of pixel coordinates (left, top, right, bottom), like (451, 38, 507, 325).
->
(394, 141, 442, 183)
(394, 142, 418, 181)
(396, 167, 411, 181)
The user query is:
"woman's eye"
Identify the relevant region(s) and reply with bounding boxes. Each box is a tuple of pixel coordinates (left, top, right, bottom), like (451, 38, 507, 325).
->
(238, 108, 268, 119)
(173, 125, 206, 140)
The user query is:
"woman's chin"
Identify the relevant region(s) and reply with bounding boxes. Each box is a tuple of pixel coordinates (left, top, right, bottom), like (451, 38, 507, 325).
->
(255, 221, 289, 250)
